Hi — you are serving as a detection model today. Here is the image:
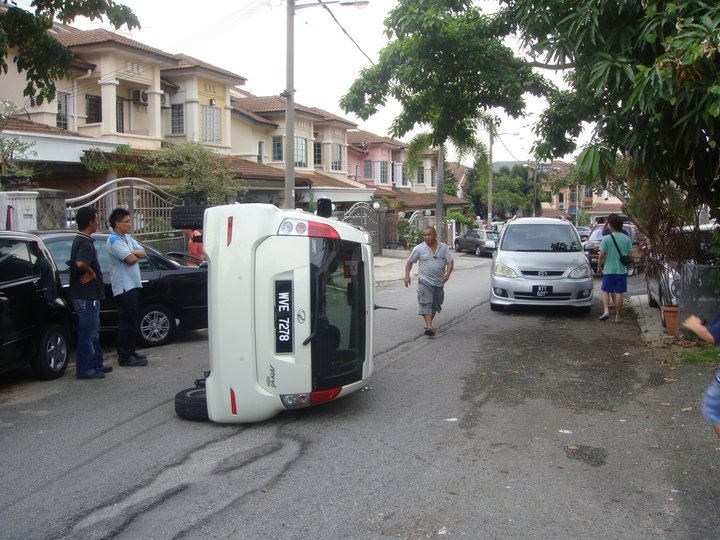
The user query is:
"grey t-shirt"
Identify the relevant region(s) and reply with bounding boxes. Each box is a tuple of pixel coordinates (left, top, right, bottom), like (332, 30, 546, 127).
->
(408, 241, 453, 288)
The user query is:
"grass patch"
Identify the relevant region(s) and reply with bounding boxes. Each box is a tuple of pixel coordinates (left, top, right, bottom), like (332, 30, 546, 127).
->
(675, 345, 720, 365)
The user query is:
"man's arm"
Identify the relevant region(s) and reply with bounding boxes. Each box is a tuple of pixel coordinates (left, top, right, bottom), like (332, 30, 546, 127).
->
(443, 260, 454, 282)
(682, 315, 716, 345)
(75, 260, 97, 284)
(404, 261, 414, 288)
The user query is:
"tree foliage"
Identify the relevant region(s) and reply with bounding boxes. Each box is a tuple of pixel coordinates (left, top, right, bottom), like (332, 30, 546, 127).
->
(148, 143, 248, 206)
(1, 2, 139, 105)
(502, 0, 720, 220)
(0, 100, 36, 186)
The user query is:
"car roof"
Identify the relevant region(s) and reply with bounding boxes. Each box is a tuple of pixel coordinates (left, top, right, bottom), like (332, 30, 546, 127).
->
(0, 230, 44, 242)
(507, 217, 574, 226)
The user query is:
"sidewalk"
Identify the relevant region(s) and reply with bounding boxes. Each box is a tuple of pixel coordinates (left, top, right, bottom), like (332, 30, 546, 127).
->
(373, 252, 672, 347)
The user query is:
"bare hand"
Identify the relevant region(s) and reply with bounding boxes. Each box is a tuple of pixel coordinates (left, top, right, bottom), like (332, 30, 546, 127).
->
(404, 276, 410, 288)
(79, 271, 95, 284)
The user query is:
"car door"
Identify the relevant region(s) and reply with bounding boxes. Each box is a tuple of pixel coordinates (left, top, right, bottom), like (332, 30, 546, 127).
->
(0, 239, 45, 371)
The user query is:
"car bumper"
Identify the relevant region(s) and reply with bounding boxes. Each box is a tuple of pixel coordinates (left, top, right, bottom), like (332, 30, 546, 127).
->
(491, 276, 594, 307)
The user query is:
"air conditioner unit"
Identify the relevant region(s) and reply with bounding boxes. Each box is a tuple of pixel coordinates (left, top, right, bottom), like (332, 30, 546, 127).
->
(160, 94, 170, 108)
(559, 203, 565, 209)
(131, 89, 148, 105)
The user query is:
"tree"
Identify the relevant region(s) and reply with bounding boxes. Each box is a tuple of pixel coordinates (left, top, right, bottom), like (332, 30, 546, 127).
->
(341, 0, 550, 240)
(148, 143, 248, 206)
(1, 2, 139, 105)
(502, 0, 720, 221)
(0, 100, 36, 187)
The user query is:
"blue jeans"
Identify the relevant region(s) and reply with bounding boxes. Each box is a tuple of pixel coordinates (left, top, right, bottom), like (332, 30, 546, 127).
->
(73, 299, 103, 377)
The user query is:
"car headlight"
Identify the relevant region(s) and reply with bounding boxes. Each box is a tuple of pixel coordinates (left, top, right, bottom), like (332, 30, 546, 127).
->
(569, 263, 592, 279)
(493, 261, 517, 278)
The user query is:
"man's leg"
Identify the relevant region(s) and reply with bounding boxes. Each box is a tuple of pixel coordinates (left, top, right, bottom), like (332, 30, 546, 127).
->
(73, 299, 96, 378)
(115, 289, 139, 360)
(601, 291, 611, 318)
(613, 292, 624, 322)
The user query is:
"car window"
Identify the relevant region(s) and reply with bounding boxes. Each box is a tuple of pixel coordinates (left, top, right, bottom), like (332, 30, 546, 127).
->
(46, 239, 73, 274)
(0, 239, 37, 282)
(486, 231, 500, 241)
(501, 224, 581, 252)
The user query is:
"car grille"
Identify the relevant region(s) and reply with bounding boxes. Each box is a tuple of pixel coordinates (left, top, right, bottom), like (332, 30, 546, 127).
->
(519, 270, 565, 277)
(515, 292, 573, 300)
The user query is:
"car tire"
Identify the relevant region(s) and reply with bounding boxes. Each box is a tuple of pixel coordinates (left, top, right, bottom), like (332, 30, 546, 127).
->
(171, 205, 206, 230)
(647, 283, 659, 308)
(475, 246, 482, 257)
(138, 303, 177, 347)
(30, 323, 70, 380)
(175, 387, 209, 421)
(455, 241, 462, 253)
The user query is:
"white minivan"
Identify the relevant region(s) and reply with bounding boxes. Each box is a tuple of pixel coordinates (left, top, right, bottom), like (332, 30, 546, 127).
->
(175, 203, 375, 423)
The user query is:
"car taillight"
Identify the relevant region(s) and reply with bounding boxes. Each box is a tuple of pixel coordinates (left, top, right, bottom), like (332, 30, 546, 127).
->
(280, 388, 342, 409)
(278, 218, 340, 239)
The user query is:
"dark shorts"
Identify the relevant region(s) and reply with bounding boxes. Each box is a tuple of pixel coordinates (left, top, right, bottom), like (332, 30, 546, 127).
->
(601, 274, 627, 294)
(417, 280, 444, 316)
(702, 380, 720, 426)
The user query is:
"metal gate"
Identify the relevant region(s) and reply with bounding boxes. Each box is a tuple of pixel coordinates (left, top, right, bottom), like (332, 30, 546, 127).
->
(342, 202, 381, 255)
(66, 177, 183, 253)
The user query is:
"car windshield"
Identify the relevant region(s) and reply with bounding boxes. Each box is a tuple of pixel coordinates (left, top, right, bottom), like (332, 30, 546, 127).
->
(501, 224, 581, 252)
(485, 231, 500, 241)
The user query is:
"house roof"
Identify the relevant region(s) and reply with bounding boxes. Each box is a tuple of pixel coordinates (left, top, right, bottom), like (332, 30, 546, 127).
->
(234, 95, 325, 120)
(2, 116, 88, 138)
(163, 54, 246, 85)
(447, 162, 470, 186)
(378, 188, 468, 211)
(298, 171, 369, 190)
(538, 206, 568, 219)
(588, 202, 624, 215)
(52, 28, 177, 63)
(309, 107, 357, 127)
(346, 129, 405, 148)
(230, 99, 278, 128)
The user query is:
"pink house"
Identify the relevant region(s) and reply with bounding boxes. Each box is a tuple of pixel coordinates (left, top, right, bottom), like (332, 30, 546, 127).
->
(347, 130, 407, 191)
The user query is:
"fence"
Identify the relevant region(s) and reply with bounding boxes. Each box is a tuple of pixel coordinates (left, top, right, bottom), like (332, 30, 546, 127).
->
(679, 264, 720, 331)
(66, 177, 185, 253)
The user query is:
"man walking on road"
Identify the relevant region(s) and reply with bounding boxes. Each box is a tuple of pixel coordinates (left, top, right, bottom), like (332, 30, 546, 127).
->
(404, 227, 453, 336)
(107, 208, 148, 367)
(69, 206, 110, 379)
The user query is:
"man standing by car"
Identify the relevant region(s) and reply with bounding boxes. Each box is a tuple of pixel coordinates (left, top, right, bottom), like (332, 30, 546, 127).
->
(597, 214, 633, 323)
(107, 208, 148, 367)
(404, 227, 453, 336)
(70, 206, 111, 379)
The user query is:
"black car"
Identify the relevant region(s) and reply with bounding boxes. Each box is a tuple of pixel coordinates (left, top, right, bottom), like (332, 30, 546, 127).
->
(0, 231, 72, 379)
(35, 231, 208, 347)
(454, 229, 500, 257)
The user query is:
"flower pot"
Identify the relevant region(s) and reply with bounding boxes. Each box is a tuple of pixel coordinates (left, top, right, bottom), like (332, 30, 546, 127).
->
(661, 306, 679, 336)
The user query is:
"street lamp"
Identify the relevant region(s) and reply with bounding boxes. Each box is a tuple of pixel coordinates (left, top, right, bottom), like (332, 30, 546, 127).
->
(524, 162, 539, 217)
(283, 0, 370, 209)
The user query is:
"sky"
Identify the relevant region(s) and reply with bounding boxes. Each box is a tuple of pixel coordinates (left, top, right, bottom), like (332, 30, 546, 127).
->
(20, 0, 587, 165)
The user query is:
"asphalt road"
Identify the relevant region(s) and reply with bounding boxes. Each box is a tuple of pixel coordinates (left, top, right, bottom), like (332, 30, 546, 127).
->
(1, 258, 718, 538)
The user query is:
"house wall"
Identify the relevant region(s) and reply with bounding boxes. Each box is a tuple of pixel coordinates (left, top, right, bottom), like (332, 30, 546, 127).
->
(347, 145, 394, 188)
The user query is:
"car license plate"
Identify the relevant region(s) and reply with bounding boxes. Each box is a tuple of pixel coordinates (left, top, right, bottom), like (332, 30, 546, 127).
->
(532, 285, 553, 297)
(275, 280, 293, 353)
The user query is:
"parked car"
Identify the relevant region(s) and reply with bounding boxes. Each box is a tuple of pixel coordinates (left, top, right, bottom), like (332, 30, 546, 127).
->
(0, 231, 72, 379)
(645, 223, 718, 325)
(583, 221, 646, 276)
(454, 229, 500, 256)
(34, 231, 208, 347)
(490, 217, 593, 312)
(575, 226, 592, 242)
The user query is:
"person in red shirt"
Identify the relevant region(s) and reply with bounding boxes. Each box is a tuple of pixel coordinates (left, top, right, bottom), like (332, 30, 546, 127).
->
(181, 229, 204, 263)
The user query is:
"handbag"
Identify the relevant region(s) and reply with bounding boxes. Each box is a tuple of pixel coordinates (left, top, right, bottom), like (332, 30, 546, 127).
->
(609, 233, 633, 266)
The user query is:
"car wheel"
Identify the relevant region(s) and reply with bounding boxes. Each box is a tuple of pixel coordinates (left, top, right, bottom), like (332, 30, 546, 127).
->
(490, 303, 502, 312)
(455, 241, 462, 252)
(475, 246, 482, 257)
(647, 282, 659, 308)
(30, 323, 69, 380)
(175, 387, 209, 421)
(138, 303, 177, 347)
(171, 205, 206, 230)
